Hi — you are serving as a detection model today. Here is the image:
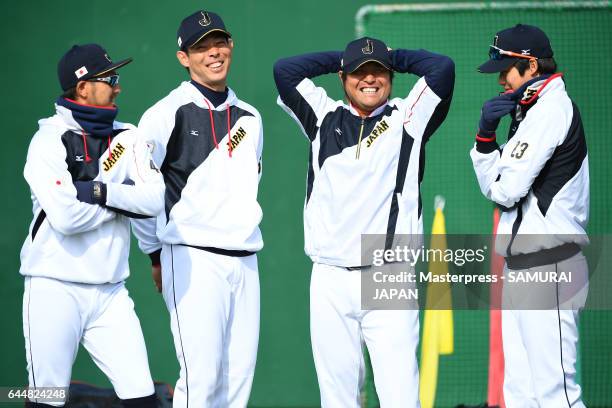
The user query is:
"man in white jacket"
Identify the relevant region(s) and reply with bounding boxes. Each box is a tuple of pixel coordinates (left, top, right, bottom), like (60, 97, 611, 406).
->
(132, 10, 263, 407)
(471, 24, 589, 407)
(20, 44, 164, 407)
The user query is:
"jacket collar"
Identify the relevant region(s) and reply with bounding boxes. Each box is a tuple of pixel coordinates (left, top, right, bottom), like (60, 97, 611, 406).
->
(346, 100, 389, 118)
(55, 97, 118, 137)
(182, 81, 238, 110)
(518, 73, 564, 105)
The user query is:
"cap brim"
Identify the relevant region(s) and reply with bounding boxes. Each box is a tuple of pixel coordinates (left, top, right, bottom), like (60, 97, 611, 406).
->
(94, 57, 134, 77)
(478, 57, 517, 73)
(185, 29, 232, 50)
(345, 59, 392, 73)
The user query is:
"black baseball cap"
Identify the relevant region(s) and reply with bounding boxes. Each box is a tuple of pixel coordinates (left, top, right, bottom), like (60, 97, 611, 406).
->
(478, 24, 554, 73)
(177, 10, 231, 51)
(341, 37, 392, 73)
(57, 44, 132, 91)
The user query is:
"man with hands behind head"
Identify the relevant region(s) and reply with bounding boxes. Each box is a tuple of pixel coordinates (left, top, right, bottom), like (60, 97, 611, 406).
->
(471, 24, 589, 407)
(274, 37, 454, 407)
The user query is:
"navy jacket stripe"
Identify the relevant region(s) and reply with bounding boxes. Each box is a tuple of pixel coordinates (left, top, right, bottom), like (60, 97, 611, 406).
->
(161, 103, 253, 219)
(385, 130, 415, 249)
(31, 210, 46, 241)
(532, 102, 587, 216)
(280, 89, 320, 142)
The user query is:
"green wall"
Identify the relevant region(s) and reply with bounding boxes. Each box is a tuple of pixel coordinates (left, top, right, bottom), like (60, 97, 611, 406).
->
(1, 1, 610, 407)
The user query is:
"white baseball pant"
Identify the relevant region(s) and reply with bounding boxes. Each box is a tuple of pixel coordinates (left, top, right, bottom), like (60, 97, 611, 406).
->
(160, 244, 260, 408)
(310, 263, 421, 408)
(23, 276, 155, 406)
(502, 252, 588, 408)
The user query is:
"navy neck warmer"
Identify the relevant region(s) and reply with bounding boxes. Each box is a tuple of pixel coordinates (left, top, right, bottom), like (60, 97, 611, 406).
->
(190, 80, 228, 108)
(515, 74, 553, 100)
(57, 97, 118, 137)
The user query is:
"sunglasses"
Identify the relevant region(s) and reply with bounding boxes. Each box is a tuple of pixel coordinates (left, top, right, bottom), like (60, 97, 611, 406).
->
(88, 74, 120, 87)
(488, 45, 536, 61)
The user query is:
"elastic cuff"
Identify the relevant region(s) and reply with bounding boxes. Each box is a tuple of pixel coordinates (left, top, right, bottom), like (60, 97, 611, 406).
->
(149, 249, 161, 267)
(476, 127, 496, 139)
(476, 140, 500, 154)
(475, 134, 496, 142)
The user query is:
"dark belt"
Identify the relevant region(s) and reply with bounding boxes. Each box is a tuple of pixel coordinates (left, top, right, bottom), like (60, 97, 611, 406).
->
(184, 245, 255, 258)
(345, 265, 371, 271)
(505, 243, 581, 270)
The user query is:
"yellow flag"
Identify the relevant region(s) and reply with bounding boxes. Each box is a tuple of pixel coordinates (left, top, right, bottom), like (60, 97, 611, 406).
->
(419, 197, 454, 408)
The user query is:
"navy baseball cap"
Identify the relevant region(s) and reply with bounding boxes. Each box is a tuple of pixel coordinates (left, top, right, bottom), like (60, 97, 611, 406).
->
(478, 24, 554, 73)
(341, 37, 392, 73)
(57, 44, 132, 91)
(177, 10, 231, 51)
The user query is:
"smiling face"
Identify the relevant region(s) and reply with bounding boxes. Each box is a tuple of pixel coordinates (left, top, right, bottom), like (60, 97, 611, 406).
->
(340, 62, 392, 117)
(176, 32, 233, 91)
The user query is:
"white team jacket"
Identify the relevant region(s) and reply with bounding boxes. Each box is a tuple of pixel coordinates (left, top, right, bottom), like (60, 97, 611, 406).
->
(471, 75, 589, 256)
(278, 76, 449, 267)
(20, 104, 164, 284)
(133, 82, 264, 254)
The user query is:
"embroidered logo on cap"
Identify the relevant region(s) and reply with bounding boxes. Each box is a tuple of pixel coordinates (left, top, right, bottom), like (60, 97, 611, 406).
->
(362, 39, 374, 55)
(104, 53, 112, 63)
(75, 66, 88, 78)
(199, 11, 211, 26)
(177, 36, 183, 47)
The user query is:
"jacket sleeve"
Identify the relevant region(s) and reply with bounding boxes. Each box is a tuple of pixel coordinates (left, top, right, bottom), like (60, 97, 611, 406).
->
(128, 103, 176, 254)
(24, 129, 116, 235)
(257, 114, 263, 182)
(137, 102, 174, 167)
(105, 130, 165, 217)
(392, 49, 455, 143)
(273, 52, 342, 141)
(130, 217, 162, 255)
(391, 49, 455, 100)
(470, 103, 568, 208)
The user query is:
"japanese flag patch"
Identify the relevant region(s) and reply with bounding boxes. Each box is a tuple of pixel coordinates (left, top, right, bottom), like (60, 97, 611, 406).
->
(75, 66, 88, 78)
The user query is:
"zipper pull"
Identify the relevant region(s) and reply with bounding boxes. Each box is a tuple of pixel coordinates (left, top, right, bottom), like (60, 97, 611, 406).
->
(356, 118, 365, 159)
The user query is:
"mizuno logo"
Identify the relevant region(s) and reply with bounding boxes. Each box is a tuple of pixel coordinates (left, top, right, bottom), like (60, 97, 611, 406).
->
(190, 130, 199, 136)
(75, 155, 84, 162)
(335, 128, 342, 135)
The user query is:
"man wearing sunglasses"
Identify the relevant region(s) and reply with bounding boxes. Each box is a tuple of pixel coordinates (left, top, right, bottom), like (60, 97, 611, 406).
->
(471, 24, 589, 407)
(132, 10, 263, 407)
(20, 43, 163, 407)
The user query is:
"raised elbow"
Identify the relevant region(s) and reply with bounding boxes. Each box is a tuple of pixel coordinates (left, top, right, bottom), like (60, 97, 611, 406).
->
(273, 58, 294, 90)
(440, 56, 455, 76)
(431, 57, 455, 99)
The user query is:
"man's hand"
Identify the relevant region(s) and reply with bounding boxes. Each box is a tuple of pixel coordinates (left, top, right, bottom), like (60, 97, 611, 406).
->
(478, 94, 517, 137)
(74, 181, 107, 205)
(152, 265, 162, 293)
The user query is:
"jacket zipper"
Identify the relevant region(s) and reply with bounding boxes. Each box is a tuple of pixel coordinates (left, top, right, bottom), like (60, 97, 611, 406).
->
(355, 118, 365, 159)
